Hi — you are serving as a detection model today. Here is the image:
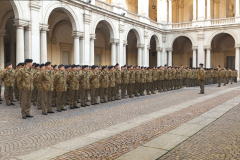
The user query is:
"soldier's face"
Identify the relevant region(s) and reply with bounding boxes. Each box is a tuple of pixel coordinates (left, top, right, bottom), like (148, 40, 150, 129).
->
(59, 67, 64, 71)
(72, 67, 77, 72)
(41, 66, 45, 70)
(7, 65, 12, 69)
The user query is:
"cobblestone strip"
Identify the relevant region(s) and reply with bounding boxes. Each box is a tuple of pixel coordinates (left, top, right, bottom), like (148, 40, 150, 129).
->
(51, 89, 240, 160)
(159, 104, 240, 160)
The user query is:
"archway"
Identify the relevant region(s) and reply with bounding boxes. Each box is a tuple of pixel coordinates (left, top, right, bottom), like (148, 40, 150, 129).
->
(210, 33, 235, 69)
(126, 30, 138, 66)
(94, 21, 112, 66)
(172, 36, 193, 67)
(149, 36, 158, 66)
(47, 8, 75, 65)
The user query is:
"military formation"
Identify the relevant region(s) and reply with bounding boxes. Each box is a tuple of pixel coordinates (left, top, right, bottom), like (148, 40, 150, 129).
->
(0, 60, 238, 119)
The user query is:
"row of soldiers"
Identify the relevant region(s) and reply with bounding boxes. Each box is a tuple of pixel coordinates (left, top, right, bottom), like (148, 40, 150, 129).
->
(0, 59, 238, 119)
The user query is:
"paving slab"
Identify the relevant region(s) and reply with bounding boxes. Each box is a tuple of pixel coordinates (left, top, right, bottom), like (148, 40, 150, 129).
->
(186, 116, 216, 125)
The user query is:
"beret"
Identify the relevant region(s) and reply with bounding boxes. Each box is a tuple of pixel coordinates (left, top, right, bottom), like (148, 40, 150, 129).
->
(102, 66, 107, 69)
(123, 65, 126, 67)
(53, 65, 57, 68)
(82, 65, 88, 69)
(65, 65, 70, 69)
(6, 62, 12, 67)
(20, 63, 25, 66)
(72, 64, 77, 68)
(109, 66, 114, 69)
(33, 63, 36, 66)
(16, 63, 21, 67)
(91, 65, 98, 69)
(35, 63, 39, 67)
(115, 63, 119, 67)
(199, 63, 204, 66)
(25, 59, 33, 63)
(45, 62, 51, 66)
(58, 64, 64, 68)
(40, 64, 45, 68)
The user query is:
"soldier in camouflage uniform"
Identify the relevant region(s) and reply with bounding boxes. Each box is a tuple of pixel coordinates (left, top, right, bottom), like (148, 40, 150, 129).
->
(146, 67, 155, 95)
(108, 66, 115, 101)
(54, 64, 67, 112)
(31, 64, 39, 106)
(222, 67, 227, 86)
(172, 67, 176, 90)
(198, 63, 205, 94)
(168, 67, 172, 91)
(114, 63, 121, 100)
(52, 65, 58, 107)
(185, 68, 190, 87)
(34, 64, 45, 110)
(14, 63, 21, 101)
(0, 62, 15, 106)
(163, 65, 168, 91)
(152, 67, 158, 91)
(41, 62, 55, 115)
(67, 64, 80, 109)
(139, 67, 146, 96)
(99, 66, 108, 103)
(127, 66, 135, 98)
(79, 65, 90, 107)
(121, 65, 128, 99)
(157, 66, 164, 92)
(217, 65, 222, 87)
(18, 59, 34, 119)
(89, 65, 100, 105)
(134, 66, 141, 97)
(175, 68, 180, 89)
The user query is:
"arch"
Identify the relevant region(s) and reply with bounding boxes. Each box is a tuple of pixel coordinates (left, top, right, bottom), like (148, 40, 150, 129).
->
(168, 33, 195, 48)
(43, 2, 80, 31)
(148, 32, 161, 48)
(91, 16, 116, 39)
(0, 10, 14, 30)
(52, 21, 72, 39)
(206, 30, 238, 46)
(125, 25, 142, 44)
(9, 1, 21, 19)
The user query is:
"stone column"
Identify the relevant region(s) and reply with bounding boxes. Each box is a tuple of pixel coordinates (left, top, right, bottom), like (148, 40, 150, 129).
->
(193, 0, 196, 21)
(192, 47, 197, 68)
(110, 39, 117, 65)
(119, 23, 125, 66)
(90, 34, 96, 65)
(123, 41, 127, 65)
(198, 0, 205, 20)
(40, 29, 47, 63)
(0, 30, 5, 69)
(24, 27, 31, 59)
(157, 47, 162, 66)
(168, 49, 172, 66)
(79, 35, 84, 65)
(235, 46, 240, 78)
(206, 0, 211, 20)
(72, 32, 81, 65)
(10, 38, 16, 66)
(84, 13, 91, 65)
(143, 29, 149, 66)
(16, 26, 25, 64)
(206, 48, 211, 68)
(236, 0, 240, 17)
(197, 33, 205, 66)
(162, 34, 167, 65)
(137, 44, 143, 66)
(169, 0, 173, 23)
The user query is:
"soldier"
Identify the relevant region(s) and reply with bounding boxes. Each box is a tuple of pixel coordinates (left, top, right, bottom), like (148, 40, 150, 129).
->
(0, 62, 15, 106)
(172, 67, 176, 90)
(34, 64, 45, 110)
(67, 64, 80, 109)
(134, 66, 141, 97)
(128, 66, 135, 98)
(157, 66, 164, 92)
(89, 65, 100, 105)
(168, 67, 172, 91)
(163, 65, 168, 91)
(185, 68, 190, 87)
(54, 64, 67, 112)
(121, 65, 128, 99)
(217, 65, 221, 87)
(198, 63, 205, 94)
(52, 65, 58, 107)
(41, 62, 55, 115)
(14, 63, 21, 101)
(114, 63, 121, 100)
(99, 66, 108, 103)
(152, 67, 158, 91)
(108, 66, 115, 101)
(18, 59, 34, 119)
(222, 68, 227, 86)
(180, 65, 184, 87)
(79, 65, 90, 107)
(139, 67, 146, 96)
(175, 67, 180, 89)
(31, 64, 39, 106)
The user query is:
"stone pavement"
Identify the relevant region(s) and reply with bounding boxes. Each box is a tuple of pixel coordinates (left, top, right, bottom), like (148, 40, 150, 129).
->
(0, 83, 239, 160)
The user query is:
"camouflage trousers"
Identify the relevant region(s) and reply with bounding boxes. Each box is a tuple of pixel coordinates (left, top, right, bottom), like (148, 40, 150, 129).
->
(139, 83, 145, 95)
(223, 77, 227, 86)
(163, 80, 168, 91)
(14, 84, 19, 100)
(90, 88, 99, 104)
(158, 80, 163, 92)
(69, 90, 78, 108)
(172, 79, 176, 89)
(134, 83, 140, 95)
(115, 84, 120, 99)
(42, 91, 53, 114)
(19, 89, 22, 105)
(108, 87, 115, 101)
(186, 78, 190, 87)
(175, 79, 179, 89)
(146, 82, 153, 94)
(81, 89, 88, 106)
(56, 91, 65, 111)
(37, 89, 42, 109)
(234, 77, 237, 83)
(21, 90, 32, 117)
(127, 83, 133, 97)
(168, 80, 172, 91)
(4, 86, 14, 105)
(52, 89, 57, 106)
(121, 84, 127, 98)
(100, 87, 108, 102)
(199, 80, 205, 94)
(153, 81, 158, 90)
(217, 77, 222, 87)
(31, 86, 38, 103)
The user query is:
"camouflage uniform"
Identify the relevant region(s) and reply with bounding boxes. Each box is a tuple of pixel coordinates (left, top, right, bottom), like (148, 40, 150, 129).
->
(14, 68, 20, 100)
(172, 69, 176, 90)
(17, 67, 34, 117)
(108, 70, 115, 101)
(168, 69, 172, 91)
(54, 71, 67, 111)
(185, 70, 190, 87)
(52, 70, 58, 107)
(99, 70, 108, 103)
(0, 69, 15, 105)
(31, 69, 38, 104)
(139, 70, 146, 95)
(176, 69, 180, 89)
(198, 68, 205, 94)
(67, 71, 80, 108)
(146, 70, 153, 95)
(157, 68, 164, 92)
(134, 69, 141, 96)
(33, 70, 43, 109)
(114, 69, 121, 100)
(127, 70, 135, 97)
(152, 69, 158, 91)
(121, 69, 128, 98)
(41, 69, 54, 114)
(89, 71, 100, 105)
(163, 68, 168, 91)
(222, 69, 227, 86)
(79, 70, 90, 106)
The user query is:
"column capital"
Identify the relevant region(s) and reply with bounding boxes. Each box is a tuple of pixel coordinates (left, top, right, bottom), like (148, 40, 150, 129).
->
(0, 29, 6, 37)
(29, 0, 41, 11)
(123, 40, 128, 46)
(162, 34, 166, 43)
(90, 34, 96, 40)
(204, 45, 211, 50)
(72, 31, 83, 38)
(144, 31, 148, 39)
(83, 14, 91, 24)
(147, 45, 151, 50)
(166, 48, 173, 52)
(192, 46, 198, 50)
(137, 44, 144, 48)
(156, 47, 163, 52)
(235, 44, 240, 48)
(110, 39, 119, 44)
(39, 24, 49, 31)
(119, 24, 125, 33)
(14, 19, 30, 27)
